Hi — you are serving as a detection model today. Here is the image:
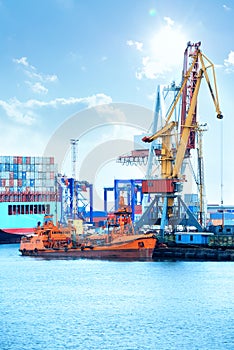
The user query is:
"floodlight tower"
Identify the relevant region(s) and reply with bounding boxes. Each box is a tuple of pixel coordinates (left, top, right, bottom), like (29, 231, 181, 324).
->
(70, 138, 79, 180)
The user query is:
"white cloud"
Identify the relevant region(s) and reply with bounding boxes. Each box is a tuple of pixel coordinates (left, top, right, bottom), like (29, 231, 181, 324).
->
(0, 93, 112, 125)
(27, 82, 49, 94)
(13, 56, 30, 67)
(126, 40, 143, 52)
(13, 56, 58, 93)
(224, 51, 234, 72)
(0, 98, 36, 125)
(224, 51, 234, 65)
(128, 17, 186, 80)
(164, 16, 174, 27)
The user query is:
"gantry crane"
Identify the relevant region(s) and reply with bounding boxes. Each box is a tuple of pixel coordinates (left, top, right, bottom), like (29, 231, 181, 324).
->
(142, 42, 223, 235)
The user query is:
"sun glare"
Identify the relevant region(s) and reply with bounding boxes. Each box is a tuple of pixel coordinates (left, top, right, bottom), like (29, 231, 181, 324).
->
(149, 21, 187, 71)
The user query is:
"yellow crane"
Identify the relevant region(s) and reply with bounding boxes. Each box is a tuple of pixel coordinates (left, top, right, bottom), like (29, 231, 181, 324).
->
(142, 42, 223, 233)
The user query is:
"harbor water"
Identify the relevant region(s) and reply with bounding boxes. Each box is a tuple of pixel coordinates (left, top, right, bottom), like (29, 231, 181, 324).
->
(1, 244, 233, 350)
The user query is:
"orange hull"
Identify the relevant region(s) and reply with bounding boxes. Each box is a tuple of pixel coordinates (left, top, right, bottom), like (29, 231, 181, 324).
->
(20, 234, 157, 260)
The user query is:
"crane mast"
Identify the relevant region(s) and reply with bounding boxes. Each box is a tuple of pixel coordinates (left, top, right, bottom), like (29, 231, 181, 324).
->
(70, 138, 79, 180)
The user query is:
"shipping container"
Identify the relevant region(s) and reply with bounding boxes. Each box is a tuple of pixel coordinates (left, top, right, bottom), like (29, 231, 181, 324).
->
(17, 156, 22, 164)
(142, 179, 175, 193)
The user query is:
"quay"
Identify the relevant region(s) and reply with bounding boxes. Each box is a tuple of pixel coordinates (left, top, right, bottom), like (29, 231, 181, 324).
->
(153, 246, 234, 261)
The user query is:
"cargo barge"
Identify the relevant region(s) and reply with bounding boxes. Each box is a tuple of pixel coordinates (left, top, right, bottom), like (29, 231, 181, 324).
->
(0, 155, 60, 244)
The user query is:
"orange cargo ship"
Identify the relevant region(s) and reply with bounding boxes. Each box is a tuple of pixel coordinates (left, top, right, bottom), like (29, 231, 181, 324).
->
(19, 210, 157, 261)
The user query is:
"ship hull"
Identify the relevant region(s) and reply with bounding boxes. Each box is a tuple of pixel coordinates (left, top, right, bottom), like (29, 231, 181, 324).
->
(0, 201, 60, 244)
(20, 234, 157, 261)
(0, 229, 27, 244)
(20, 247, 155, 261)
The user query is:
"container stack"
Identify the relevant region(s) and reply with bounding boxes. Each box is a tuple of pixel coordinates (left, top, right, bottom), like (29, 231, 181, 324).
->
(0, 156, 58, 197)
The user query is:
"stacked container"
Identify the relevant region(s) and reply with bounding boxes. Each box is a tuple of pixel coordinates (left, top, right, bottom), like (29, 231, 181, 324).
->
(0, 156, 57, 194)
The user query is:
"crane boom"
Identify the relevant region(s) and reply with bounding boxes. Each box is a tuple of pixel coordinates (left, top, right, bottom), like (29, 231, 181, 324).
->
(142, 45, 223, 180)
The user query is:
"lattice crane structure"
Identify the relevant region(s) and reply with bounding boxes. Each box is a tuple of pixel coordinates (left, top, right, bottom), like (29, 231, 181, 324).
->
(141, 41, 223, 236)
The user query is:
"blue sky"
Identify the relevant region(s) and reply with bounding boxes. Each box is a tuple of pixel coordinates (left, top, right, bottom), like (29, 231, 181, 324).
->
(0, 0, 234, 207)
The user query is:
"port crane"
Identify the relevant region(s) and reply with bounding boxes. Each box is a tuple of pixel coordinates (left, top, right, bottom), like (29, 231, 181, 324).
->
(142, 42, 223, 235)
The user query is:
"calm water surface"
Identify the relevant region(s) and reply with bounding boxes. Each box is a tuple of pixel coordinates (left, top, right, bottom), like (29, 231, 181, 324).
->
(0, 244, 233, 350)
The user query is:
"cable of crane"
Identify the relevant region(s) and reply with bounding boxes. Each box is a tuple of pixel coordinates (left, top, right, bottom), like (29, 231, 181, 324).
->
(220, 118, 224, 207)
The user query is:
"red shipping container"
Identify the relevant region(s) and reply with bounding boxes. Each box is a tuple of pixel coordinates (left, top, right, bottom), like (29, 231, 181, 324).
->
(142, 179, 175, 193)
(17, 156, 22, 164)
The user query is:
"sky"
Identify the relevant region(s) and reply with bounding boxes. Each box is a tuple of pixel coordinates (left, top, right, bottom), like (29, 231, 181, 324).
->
(0, 0, 234, 208)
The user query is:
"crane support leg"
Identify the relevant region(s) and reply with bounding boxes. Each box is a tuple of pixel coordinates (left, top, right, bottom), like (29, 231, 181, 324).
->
(160, 197, 168, 239)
